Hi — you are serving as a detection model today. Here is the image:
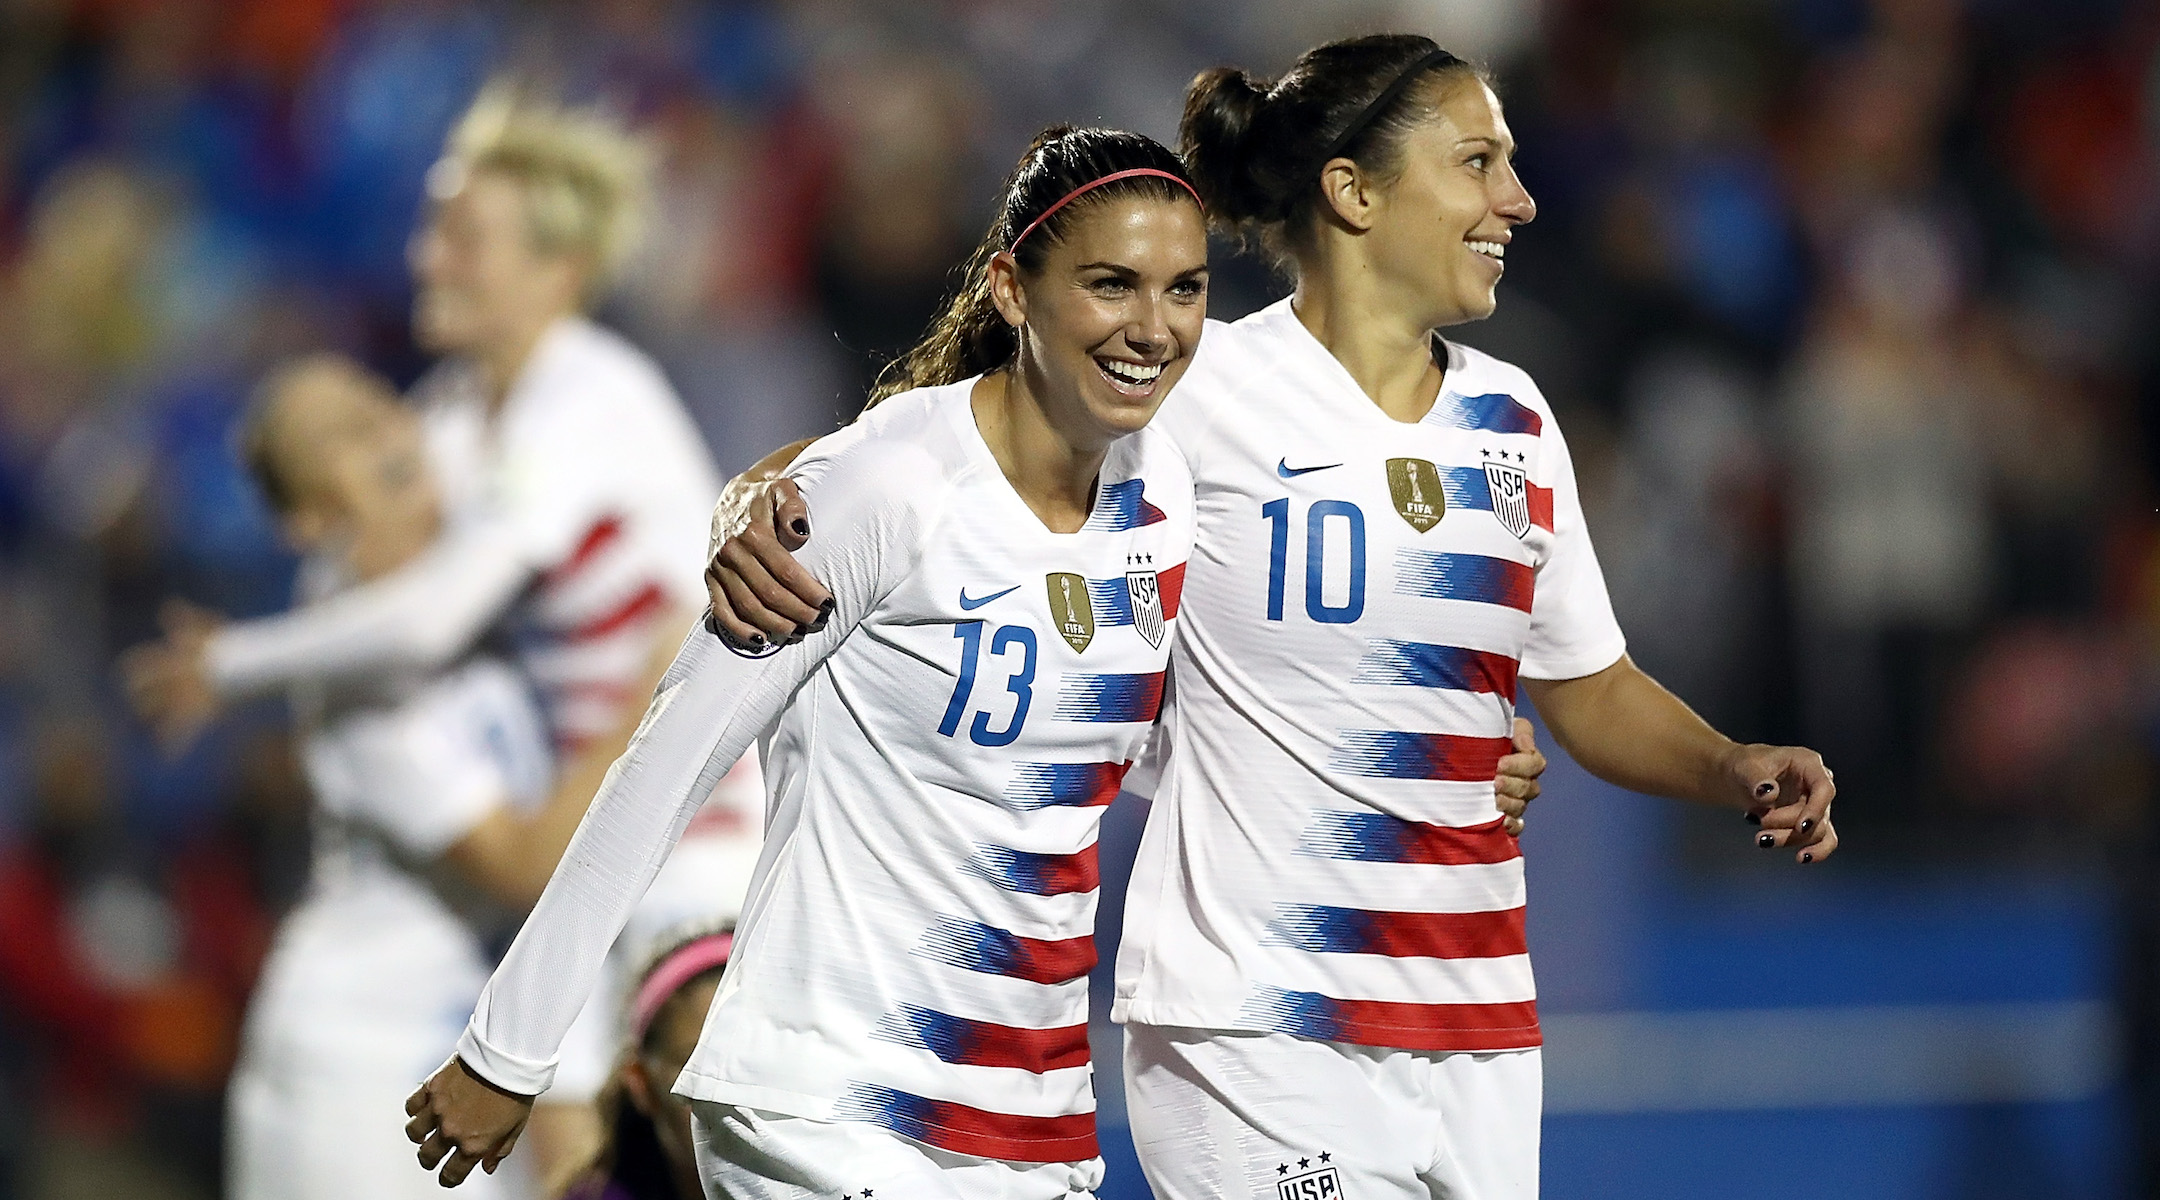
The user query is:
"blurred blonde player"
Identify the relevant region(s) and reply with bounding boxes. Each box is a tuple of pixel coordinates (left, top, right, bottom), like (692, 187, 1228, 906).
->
(216, 356, 566, 1200)
(122, 87, 755, 1186)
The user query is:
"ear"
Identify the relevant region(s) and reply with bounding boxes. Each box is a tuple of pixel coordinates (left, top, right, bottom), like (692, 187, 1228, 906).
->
(623, 1059, 658, 1117)
(1317, 158, 1380, 233)
(987, 250, 1028, 329)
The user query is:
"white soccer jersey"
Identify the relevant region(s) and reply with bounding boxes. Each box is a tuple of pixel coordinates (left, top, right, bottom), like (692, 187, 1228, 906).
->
(232, 656, 552, 1200)
(459, 380, 1194, 1166)
(209, 316, 721, 750)
(1113, 298, 1626, 1054)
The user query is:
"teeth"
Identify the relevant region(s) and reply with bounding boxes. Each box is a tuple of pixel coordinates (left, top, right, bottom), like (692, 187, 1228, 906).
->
(1468, 239, 1506, 259)
(1100, 359, 1164, 385)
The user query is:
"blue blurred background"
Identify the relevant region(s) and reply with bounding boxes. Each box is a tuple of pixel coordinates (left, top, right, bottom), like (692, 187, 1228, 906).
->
(0, 0, 2154, 1197)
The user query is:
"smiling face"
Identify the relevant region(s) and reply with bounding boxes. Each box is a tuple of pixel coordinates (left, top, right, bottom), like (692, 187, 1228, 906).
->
(994, 193, 1210, 451)
(409, 165, 584, 357)
(1361, 78, 1535, 327)
(254, 358, 440, 579)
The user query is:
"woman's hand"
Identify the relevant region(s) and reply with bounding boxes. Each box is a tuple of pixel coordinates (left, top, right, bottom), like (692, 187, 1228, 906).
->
(404, 1057, 534, 1188)
(1494, 717, 1546, 836)
(119, 599, 226, 751)
(1725, 743, 1839, 864)
(705, 474, 829, 652)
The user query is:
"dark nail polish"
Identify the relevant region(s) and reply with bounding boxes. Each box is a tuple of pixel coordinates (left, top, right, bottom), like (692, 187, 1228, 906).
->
(1755, 782, 1775, 796)
(1802, 852, 1814, 864)
(790, 518, 810, 537)
(820, 598, 837, 615)
(1799, 819, 1813, 834)
(1744, 811, 1761, 826)
(1757, 833, 1775, 848)
(746, 633, 765, 649)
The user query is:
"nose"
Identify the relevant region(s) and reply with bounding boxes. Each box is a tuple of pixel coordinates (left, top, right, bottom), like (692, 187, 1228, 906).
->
(1126, 289, 1173, 356)
(1495, 160, 1536, 227)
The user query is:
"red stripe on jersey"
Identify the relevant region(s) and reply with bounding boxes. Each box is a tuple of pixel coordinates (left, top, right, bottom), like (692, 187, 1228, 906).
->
(1296, 813, 1523, 865)
(1157, 561, 1186, 619)
(1527, 484, 1554, 532)
(1270, 904, 1528, 959)
(564, 581, 669, 644)
(543, 514, 625, 587)
(883, 1007, 1093, 1073)
(1008, 932, 1098, 984)
(838, 1084, 1099, 1162)
(1246, 987, 1542, 1053)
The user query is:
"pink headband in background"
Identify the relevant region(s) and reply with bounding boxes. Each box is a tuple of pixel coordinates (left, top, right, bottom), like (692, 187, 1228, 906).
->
(1009, 167, 1204, 254)
(631, 930, 734, 1043)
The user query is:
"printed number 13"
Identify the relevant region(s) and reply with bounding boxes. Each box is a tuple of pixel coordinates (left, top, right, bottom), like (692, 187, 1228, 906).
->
(1262, 497, 1366, 624)
(938, 621, 1037, 747)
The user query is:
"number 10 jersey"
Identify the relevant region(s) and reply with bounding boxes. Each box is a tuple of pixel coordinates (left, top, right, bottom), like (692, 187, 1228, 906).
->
(1113, 299, 1627, 1053)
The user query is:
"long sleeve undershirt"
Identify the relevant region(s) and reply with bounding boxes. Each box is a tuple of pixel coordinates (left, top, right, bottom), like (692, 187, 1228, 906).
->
(453, 434, 927, 1095)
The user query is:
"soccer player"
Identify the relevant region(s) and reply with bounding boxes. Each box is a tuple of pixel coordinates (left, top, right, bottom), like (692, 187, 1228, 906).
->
(703, 34, 1837, 1200)
(402, 127, 1210, 1198)
(118, 88, 737, 1186)
(217, 355, 566, 1200)
(560, 927, 738, 1200)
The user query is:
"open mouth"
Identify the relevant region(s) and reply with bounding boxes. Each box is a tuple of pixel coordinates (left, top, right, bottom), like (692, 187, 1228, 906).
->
(1096, 357, 1167, 397)
(1468, 238, 1507, 264)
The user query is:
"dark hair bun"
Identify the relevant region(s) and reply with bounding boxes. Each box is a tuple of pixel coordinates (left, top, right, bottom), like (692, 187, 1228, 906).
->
(1180, 67, 1271, 226)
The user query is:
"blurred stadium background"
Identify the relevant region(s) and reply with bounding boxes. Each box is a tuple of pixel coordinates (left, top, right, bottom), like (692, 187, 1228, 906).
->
(0, 0, 2153, 1196)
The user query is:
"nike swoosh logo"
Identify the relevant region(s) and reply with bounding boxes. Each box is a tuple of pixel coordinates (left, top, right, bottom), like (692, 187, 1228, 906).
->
(1277, 458, 1344, 478)
(958, 585, 1021, 611)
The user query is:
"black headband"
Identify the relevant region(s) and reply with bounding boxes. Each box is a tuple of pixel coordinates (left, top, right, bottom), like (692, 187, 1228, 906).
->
(1314, 48, 1461, 169)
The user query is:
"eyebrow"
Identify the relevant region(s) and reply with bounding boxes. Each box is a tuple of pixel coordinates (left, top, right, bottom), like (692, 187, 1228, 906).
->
(1074, 261, 1211, 277)
(1458, 135, 1519, 157)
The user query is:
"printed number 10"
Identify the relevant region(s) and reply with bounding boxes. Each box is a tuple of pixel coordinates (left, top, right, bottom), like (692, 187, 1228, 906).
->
(1262, 498, 1366, 624)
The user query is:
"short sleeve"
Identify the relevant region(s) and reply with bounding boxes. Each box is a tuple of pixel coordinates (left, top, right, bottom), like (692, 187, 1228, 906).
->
(1518, 394, 1628, 681)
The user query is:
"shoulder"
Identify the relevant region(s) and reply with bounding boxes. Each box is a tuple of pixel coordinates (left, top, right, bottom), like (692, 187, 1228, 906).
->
(1441, 338, 1555, 424)
(788, 382, 972, 522)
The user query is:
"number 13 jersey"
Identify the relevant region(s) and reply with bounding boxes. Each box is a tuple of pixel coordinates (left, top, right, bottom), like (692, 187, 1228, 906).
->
(1113, 298, 1627, 1053)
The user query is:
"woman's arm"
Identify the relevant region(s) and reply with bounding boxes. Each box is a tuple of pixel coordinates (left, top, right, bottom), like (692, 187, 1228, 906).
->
(440, 610, 697, 908)
(1521, 655, 1837, 862)
(404, 437, 926, 1189)
(206, 520, 533, 698)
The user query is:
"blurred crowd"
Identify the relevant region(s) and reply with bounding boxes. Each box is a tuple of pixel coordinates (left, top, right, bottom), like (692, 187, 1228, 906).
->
(0, 0, 2153, 1195)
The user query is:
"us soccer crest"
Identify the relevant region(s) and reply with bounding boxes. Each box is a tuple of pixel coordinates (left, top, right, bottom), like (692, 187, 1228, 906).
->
(1125, 555, 1165, 649)
(1046, 572, 1095, 653)
(1483, 458, 1532, 539)
(1275, 1157, 1343, 1200)
(1386, 457, 1444, 532)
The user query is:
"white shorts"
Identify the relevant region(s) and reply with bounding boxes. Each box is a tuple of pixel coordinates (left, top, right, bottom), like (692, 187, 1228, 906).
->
(1123, 1024, 1541, 1200)
(689, 1101, 1104, 1200)
(227, 1039, 525, 1200)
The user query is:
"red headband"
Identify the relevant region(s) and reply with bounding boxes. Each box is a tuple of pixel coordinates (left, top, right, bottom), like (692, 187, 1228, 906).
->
(1008, 168, 1203, 255)
(631, 931, 733, 1044)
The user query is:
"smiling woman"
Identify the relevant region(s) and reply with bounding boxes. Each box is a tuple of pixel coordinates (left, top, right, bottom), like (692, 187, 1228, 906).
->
(401, 127, 1210, 1200)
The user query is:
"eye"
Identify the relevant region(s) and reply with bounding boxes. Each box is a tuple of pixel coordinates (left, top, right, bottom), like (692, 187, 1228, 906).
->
(1087, 274, 1133, 295)
(1466, 153, 1491, 172)
(1169, 277, 1207, 299)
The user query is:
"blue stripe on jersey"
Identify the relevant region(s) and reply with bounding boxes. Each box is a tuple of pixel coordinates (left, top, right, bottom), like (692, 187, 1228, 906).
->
(1086, 577, 1135, 625)
(1085, 478, 1167, 532)
(1328, 730, 1511, 781)
(1052, 672, 1164, 722)
(1392, 550, 1533, 611)
(913, 916, 1097, 983)
(965, 843, 1099, 896)
(1005, 761, 1127, 809)
(1426, 392, 1542, 436)
(1439, 466, 1494, 512)
(1295, 810, 1522, 864)
(1352, 641, 1517, 693)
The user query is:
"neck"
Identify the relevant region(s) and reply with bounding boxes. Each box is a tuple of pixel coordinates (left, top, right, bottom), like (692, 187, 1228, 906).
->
(476, 309, 570, 414)
(1290, 241, 1445, 423)
(971, 368, 1107, 535)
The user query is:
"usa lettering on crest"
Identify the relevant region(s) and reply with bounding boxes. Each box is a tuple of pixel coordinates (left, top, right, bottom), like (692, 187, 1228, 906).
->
(1277, 1165, 1343, 1200)
(1483, 460, 1532, 539)
(1126, 567, 1164, 648)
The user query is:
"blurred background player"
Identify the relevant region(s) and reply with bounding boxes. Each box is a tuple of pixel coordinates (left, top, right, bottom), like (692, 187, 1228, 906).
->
(119, 87, 751, 1189)
(560, 927, 737, 1200)
(217, 354, 572, 1200)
